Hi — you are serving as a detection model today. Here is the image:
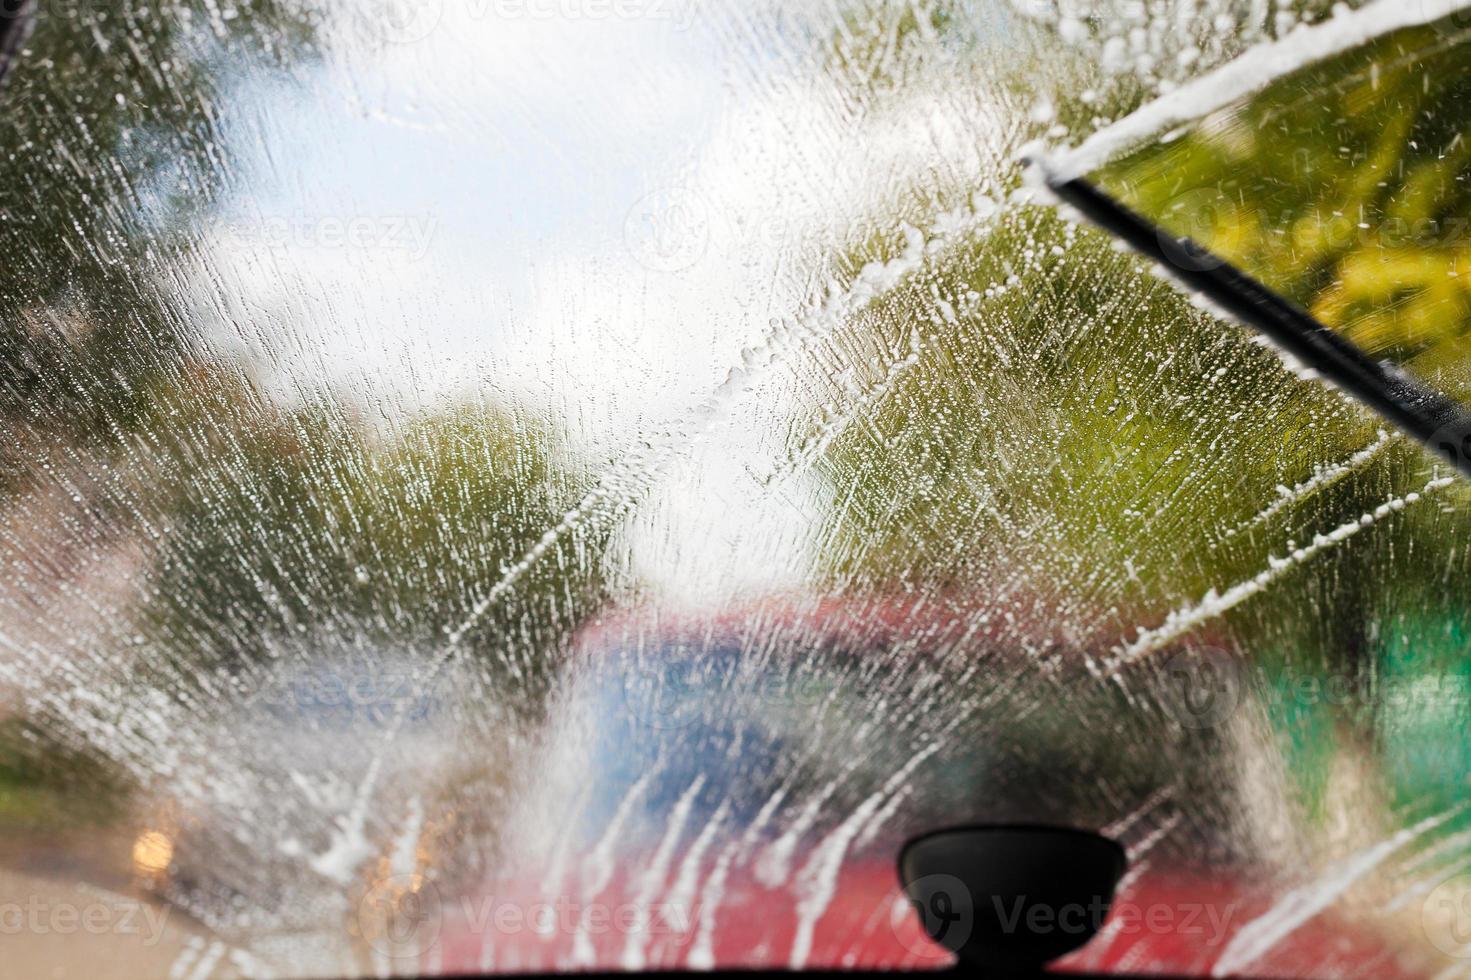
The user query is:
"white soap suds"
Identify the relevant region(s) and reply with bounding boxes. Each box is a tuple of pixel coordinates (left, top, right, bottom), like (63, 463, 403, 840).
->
(1212, 807, 1465, 976)
(1052, 0, 1471, 178)
(1222, 430, 1395, 540)
(1109, 475, 1456, 669)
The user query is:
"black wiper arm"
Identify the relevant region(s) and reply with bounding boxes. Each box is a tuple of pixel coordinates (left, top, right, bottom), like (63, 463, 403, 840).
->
(1040, 170, 1471, 481)
(0, 1, 34, 90)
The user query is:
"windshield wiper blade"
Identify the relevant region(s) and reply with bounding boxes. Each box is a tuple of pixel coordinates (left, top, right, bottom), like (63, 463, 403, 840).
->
(1035, 168, 1471, 481)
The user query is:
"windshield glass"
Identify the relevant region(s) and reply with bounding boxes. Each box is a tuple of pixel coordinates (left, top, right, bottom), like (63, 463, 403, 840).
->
(3, 1, 1471, 978)
(1083, 11, 1471, 405)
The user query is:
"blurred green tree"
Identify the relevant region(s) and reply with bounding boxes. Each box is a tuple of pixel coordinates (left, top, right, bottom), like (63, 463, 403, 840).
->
(0, 0, 317, 487)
